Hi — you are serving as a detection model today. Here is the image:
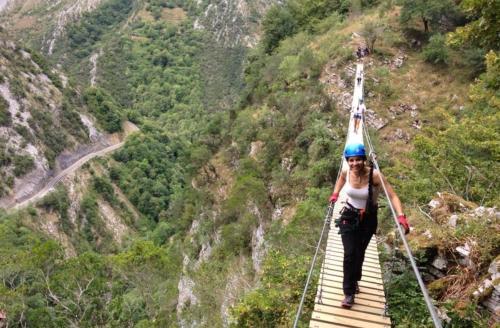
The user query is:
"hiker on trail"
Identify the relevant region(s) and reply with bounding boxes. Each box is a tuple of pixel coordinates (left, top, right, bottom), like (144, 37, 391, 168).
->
(353, 99, 365, 133)
(363, 46, 369, 56)
(356, 47, 363, 59)
(328, 143, 409, 309)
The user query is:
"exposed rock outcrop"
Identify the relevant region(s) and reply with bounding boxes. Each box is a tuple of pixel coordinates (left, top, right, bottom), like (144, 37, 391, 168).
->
(193, 0, 277, 47)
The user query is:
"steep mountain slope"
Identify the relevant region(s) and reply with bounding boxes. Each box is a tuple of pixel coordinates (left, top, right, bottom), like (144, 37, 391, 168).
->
(0, 34, 95, 205)
(1, 0, 281, 326)
(0, 0, 104, 53)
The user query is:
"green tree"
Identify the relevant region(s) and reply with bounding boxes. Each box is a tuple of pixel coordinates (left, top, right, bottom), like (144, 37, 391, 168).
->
(43, 252, 110, 326)
(399, 0, 459, 32)
(361, 20, 384, 53)
(262, 6, 299, 54)
(447, 0, 500, 51)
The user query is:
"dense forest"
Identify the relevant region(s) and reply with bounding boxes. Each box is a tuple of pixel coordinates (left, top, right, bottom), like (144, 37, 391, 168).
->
(0, 0, 498, 326)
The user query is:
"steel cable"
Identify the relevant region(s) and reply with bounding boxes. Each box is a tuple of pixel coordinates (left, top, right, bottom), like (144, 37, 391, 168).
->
(362, 124, 443, 328)
(292, 153, 343, 327)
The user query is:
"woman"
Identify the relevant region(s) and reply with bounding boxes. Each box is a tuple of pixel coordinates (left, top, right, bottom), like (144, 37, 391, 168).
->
(328, 143, 410, 308)
(353, 99, 365, 134)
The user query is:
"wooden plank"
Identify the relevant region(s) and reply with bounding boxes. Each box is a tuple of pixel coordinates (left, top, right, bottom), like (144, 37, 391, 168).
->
(314, 304, 391, 325)
(322, 264, 382, 279)
(318, 276, 386, 295)
(320, 267, 383, 284)
(325, 244, 379, 255)
(326, 249, 380, 261)
(325, 242, 377, 251)
(320, 273, 384, 290)
(323, 258, 382, 273)
(318, 285, 385, 300)
(326, 245, 379, 255)
(320, 267, 381, 281)
(310, 319, 350, 328)
(327, 238, 377, 247)
(325, 253, 380, 266)
(311, 310, 390, 328)
(326, 249, 380, 258)
(323, 260, 382, 276)
(325, 251, 380, 263)
(324, 253, 381, 266)
(326, 243, 379, 254)
(327, 234, 378, 245)
(320, 270, 383, 286)
(326, 247, 379, 256)
(316, 292, 386, 309)
(319, 285, 387, 303)
(326, 245, 379, 259)
(315, 296, 386, 315)
(324, 255, 380, 267)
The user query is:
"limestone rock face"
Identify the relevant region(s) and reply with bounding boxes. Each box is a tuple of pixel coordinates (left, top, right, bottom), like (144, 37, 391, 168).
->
(0, 37, 104, 207)
(0, 0, 104, 53)
(192, 0, 278, 47)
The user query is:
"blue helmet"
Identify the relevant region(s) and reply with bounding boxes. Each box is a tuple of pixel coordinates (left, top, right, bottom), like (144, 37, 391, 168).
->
(344, 143, 366, 158)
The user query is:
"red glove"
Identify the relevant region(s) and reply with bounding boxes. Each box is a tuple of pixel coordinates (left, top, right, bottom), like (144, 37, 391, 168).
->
(329, 192, 339, 203)
(398, 214, 410, 234)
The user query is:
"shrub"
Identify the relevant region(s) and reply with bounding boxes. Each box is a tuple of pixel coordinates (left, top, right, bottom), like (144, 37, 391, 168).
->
(460, 47, 487, 78)
(83, 87, 122, 133)
(13, 154, 35, 176)
(422, 34, 449, 65)
(386, 270, 434, 327)
(150, 221, 176, 245)
(61, 101, 88, 141)
(93, 176, 117, 204)
(0, 102, 11, 127)
(37, 187, 71, 233)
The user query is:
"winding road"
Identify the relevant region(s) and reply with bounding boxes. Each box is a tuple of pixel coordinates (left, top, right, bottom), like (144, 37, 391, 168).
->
(11, 141, 125, 211)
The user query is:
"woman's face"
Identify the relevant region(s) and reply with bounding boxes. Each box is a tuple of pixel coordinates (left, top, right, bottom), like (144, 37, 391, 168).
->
(347, 156, 365, 172)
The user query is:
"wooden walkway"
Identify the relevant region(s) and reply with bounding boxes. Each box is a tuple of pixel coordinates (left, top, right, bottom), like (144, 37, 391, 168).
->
(309, 63, 391, 328)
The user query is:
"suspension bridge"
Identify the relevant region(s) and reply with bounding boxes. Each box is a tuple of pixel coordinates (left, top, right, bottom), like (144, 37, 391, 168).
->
(293, 64, 442, 328)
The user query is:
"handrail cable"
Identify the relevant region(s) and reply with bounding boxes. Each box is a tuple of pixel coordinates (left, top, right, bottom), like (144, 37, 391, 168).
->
(292, 154, 343, 328)
(362, 123, 443, 328)
(318, 153, 344, 305)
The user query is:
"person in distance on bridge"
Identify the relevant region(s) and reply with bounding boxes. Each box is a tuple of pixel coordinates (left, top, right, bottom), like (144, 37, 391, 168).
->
(328, 143, 410, 309)
(353, 99, 365, 134)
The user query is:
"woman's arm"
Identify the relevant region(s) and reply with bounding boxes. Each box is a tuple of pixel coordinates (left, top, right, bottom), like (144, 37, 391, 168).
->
(375, 170, 410, 233)
(375, 171, 403, 216)
(333, 169, 347, 194)
(329, 169, 347, 202)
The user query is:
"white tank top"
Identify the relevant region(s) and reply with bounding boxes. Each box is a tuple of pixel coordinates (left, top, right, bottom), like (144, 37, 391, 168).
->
(345, 169, 369, 209)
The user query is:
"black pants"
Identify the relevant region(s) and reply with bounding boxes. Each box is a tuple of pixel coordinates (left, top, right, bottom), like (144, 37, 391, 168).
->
(341, 210, 377, 295)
